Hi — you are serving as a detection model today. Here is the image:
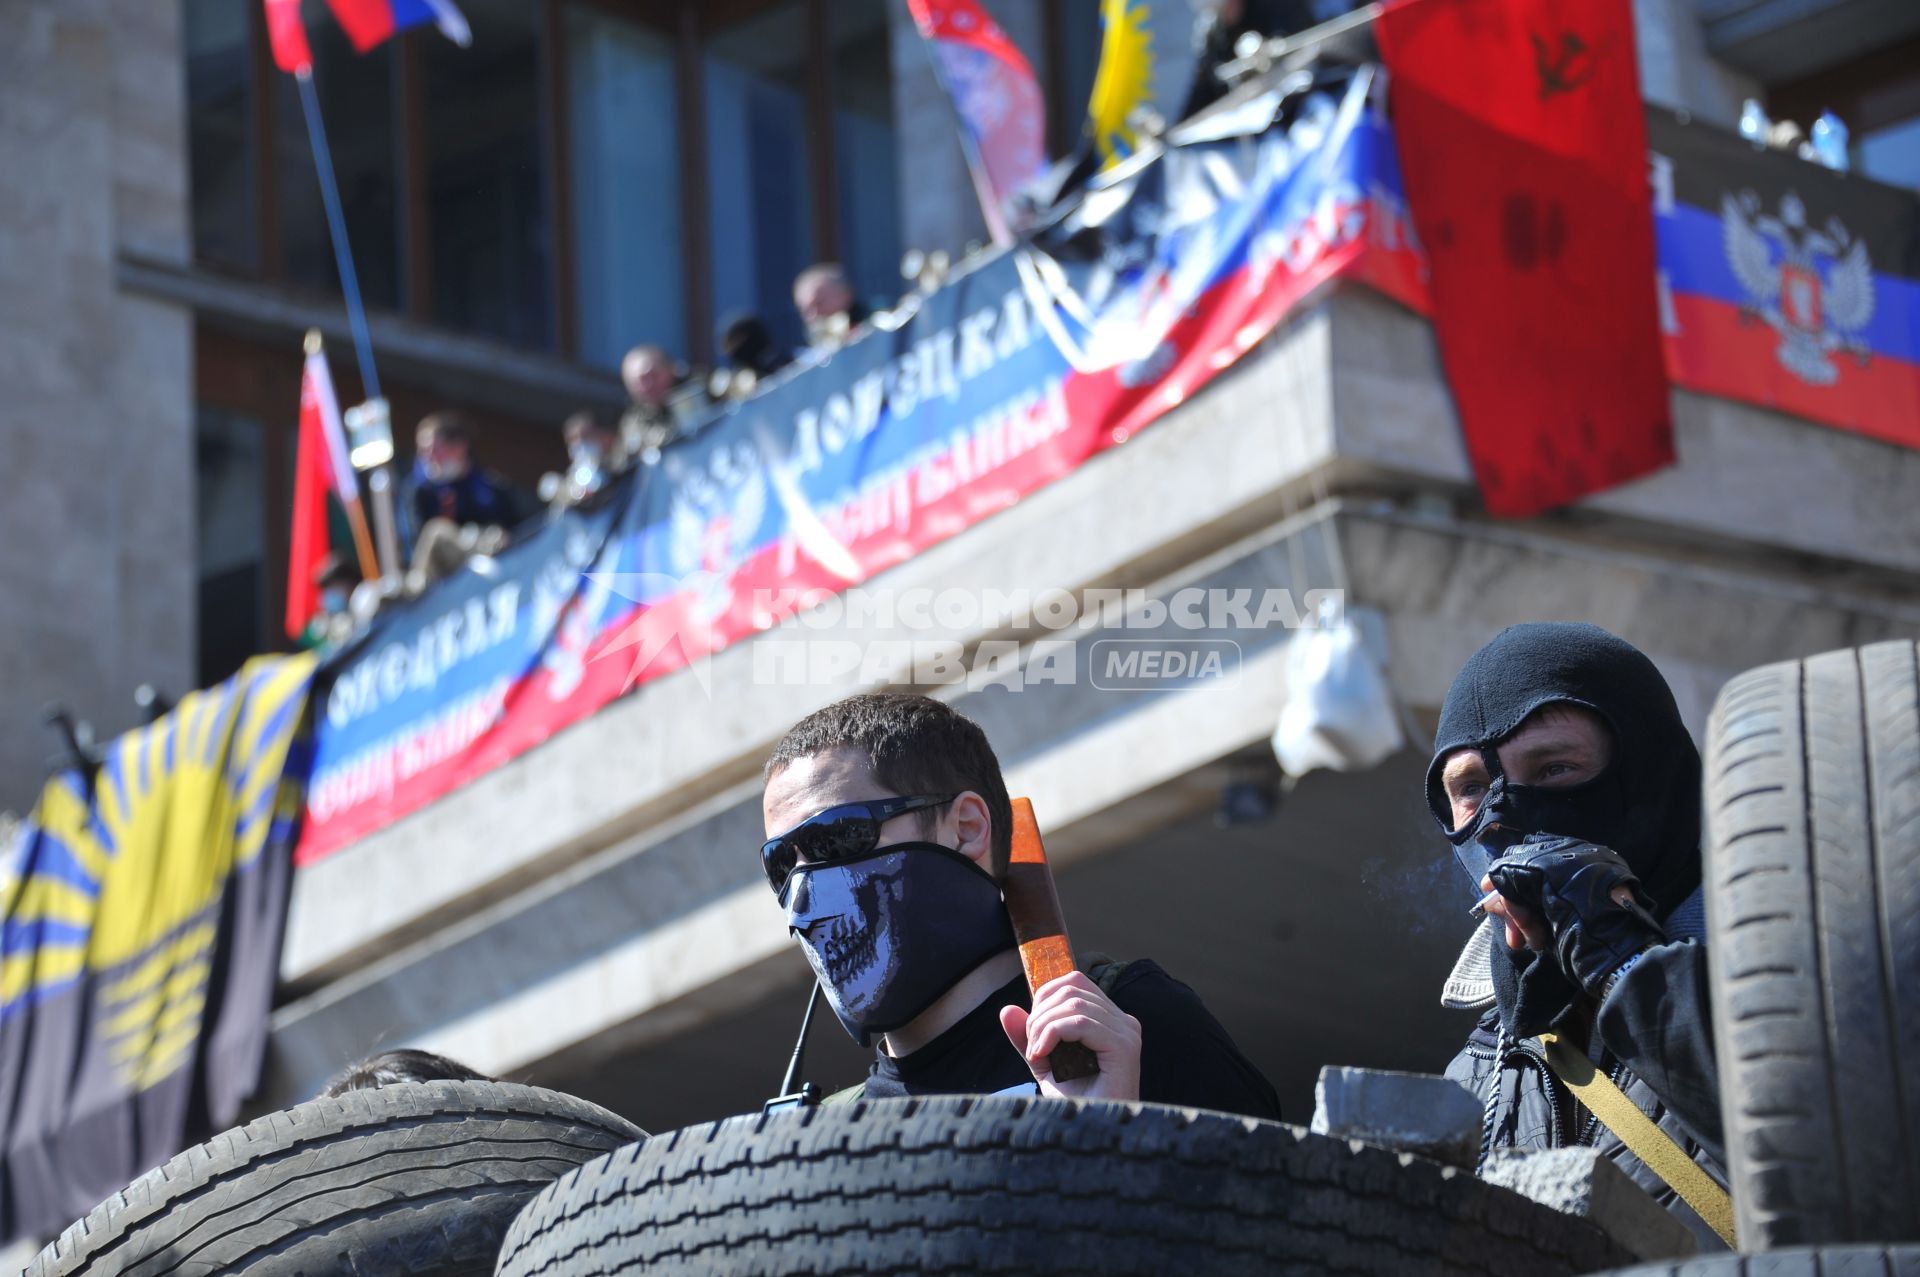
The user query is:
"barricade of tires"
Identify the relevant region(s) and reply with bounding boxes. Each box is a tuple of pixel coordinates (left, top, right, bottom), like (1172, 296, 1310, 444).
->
(494, 1094, 1633, 1277)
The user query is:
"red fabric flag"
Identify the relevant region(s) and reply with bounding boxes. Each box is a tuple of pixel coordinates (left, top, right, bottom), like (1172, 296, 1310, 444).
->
(284, 365, 334, 640)
(907, 0, 1047, 243)
(1377, 0, 1674, 516)
(263, 0, 313, 74)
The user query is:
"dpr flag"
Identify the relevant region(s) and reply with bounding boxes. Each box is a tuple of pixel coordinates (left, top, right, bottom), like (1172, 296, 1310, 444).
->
(0, 655, 316, 1244)
(1377, 0, 1675, 515)
(907, 0, 1049, 242)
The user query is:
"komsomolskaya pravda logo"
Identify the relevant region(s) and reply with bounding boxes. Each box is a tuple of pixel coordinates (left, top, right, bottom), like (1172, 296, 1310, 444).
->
(1722, 189, 1876, 386)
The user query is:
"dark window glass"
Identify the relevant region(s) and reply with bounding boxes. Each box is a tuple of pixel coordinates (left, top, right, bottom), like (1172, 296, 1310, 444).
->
(1858, 115, 1920, 191)
(195, 406, 267, 684)
(424, 0, 551, 347)
(705, 2, 815, 355)
(568, 7, 683, 366)
(185, 0, 258, 269)
(273, 19, 401, 309)
(829, 0, 900, 312)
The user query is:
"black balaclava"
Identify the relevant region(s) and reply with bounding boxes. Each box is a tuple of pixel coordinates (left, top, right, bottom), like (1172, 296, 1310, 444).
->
(1424, 623, 1702, 1033)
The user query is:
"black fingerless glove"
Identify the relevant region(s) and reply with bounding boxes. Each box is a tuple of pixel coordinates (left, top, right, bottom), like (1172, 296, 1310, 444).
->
(1486, 834, 1666, 1000)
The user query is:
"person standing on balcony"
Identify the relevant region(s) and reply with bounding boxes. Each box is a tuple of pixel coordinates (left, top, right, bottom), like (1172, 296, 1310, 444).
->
(793, 262, 870, 356)
(620, 344, 682, 463)
(759, 692, 1281, 1118)
(710, 313, 792, 402)
(542, 410, 625, 516)
(404, 411, 524, 547)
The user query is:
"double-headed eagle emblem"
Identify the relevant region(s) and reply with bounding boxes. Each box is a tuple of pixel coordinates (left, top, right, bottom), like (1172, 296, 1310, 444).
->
(1722, 189, 1875, 385)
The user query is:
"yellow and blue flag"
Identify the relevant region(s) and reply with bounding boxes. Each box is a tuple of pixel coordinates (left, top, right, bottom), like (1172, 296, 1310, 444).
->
(0, 653, 316, 1242)
(1087, 0, 1205, 167)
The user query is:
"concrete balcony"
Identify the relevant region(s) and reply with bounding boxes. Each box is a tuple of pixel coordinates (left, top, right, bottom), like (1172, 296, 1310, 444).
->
(263, 280, 1920, 1125)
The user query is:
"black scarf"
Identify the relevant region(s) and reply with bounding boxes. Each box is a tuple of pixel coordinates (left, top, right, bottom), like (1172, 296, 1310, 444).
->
(1424, 623, 1702, 1035)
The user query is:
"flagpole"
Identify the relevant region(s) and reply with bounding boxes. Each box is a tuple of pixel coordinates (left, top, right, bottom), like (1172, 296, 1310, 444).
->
(294, 66, 403, 583)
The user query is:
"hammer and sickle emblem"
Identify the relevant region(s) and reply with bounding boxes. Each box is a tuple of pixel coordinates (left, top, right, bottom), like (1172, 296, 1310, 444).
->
(1531, 30, 1594, 99)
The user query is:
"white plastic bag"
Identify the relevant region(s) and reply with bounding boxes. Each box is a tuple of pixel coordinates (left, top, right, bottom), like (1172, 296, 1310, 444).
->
(1271, 601, 1406, 779)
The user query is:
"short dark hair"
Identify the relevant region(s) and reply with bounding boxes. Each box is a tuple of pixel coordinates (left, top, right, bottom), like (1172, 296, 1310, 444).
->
(417, 411, 473, 446)
(320, 1049, 491, 1098)
(764, 693, 1014, 878)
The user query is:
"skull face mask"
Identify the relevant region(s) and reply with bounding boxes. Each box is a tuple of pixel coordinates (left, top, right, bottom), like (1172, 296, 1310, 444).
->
(784, 842, 1015, 1046)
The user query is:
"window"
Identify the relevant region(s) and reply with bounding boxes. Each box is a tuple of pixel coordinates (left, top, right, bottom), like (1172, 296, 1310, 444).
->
(829, 0, 902, 313)
(195, 406, 268, 685)
(273, 20, 402, 308)
(423, 0, 551, 347)
(1857, 116, 1920, 191)
(181, 0, 920, 364)
(705, 2, 816, 355)
(185, 0, 258, 269)
(568, 8, 684, 367)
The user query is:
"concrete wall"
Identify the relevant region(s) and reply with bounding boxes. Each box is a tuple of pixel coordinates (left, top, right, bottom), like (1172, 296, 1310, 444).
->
(1634, 0, 1759, 128)
(0, 1, 194, 813)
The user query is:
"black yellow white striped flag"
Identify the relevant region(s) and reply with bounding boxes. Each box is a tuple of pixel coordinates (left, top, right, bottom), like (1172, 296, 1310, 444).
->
(0, 653, 316, 1243)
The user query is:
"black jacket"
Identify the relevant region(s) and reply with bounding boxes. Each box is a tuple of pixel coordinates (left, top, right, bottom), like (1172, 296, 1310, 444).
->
(1445, 928, 1728, 1251)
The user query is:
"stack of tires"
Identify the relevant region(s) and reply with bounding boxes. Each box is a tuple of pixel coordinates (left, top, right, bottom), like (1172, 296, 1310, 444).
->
(493, 1094, 1635, 1276)
(1600, 639, 1920, 1276)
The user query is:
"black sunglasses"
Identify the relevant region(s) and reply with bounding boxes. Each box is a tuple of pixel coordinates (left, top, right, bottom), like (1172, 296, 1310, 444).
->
(762, 793, 956, 899)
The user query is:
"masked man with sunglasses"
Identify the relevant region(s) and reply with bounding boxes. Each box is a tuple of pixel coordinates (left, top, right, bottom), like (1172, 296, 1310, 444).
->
(761, 693, 1282, 1116)
(1430, 623, 1729, 1249)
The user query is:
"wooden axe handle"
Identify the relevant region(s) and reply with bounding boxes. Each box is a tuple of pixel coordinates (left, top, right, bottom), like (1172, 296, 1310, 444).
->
(1003, 798, 1099, 1083)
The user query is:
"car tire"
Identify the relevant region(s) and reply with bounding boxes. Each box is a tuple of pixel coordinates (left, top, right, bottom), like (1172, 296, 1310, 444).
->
(1705, 641, 1920, 1249)
(495, 1094, 1634, 1276)
(28, 1080, 644, 1277)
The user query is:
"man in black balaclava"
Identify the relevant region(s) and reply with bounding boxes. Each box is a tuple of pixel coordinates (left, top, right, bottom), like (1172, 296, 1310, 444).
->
(1428, 623, 1729, 1250)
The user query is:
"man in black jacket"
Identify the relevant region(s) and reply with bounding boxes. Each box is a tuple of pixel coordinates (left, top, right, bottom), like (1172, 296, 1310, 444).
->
(760, 692, 1281, 1118)
(1429, 622, 1729, 1249)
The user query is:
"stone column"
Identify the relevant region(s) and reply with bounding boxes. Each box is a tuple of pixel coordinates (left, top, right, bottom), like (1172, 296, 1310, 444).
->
(0, 0, 195, 812)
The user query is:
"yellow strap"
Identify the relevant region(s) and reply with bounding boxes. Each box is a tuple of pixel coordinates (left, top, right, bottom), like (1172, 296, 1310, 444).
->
(1537, 1032, 1737, 1248)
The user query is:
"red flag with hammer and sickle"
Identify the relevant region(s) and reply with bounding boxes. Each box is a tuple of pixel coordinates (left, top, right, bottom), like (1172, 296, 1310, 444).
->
(1377, 0, 1673, 516)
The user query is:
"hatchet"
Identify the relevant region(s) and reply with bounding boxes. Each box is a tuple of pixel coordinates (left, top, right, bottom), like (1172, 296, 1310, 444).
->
(1004, 798, 1100, 1084)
